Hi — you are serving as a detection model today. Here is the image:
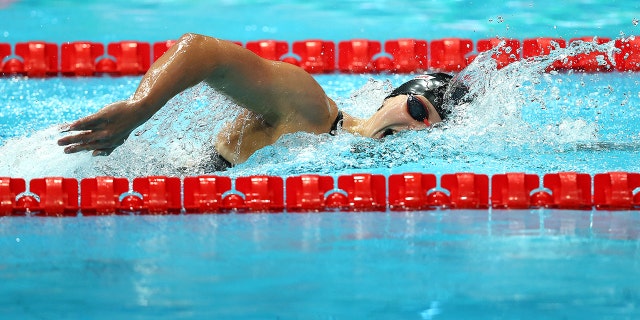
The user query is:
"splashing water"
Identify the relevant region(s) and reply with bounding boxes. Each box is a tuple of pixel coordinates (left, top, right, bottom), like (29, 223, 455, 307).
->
(0, 83, 243, 179)
(0, 39, 638, 179)
(445, 39, 621, 139)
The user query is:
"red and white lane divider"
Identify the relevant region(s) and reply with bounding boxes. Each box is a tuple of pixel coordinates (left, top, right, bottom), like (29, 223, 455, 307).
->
(1, 172, 639, 216)
(1, 36, 639, 77)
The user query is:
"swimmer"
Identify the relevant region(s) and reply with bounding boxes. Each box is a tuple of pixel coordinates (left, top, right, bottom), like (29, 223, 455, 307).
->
(58, 33, 463, 171)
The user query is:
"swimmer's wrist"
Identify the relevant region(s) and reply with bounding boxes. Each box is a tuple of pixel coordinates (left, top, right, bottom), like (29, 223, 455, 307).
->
(129, 98, 160, 118)
(120, 99, 155, 129)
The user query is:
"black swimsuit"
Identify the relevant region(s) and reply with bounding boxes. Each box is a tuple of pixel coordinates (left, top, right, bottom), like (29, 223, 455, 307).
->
(329, 111, 343, 136)
(204, 111, 344, 172)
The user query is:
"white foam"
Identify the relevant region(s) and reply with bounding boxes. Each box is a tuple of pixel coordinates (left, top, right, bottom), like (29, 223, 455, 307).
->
(0, 40, 637, 178)
(0, 126, 91, 179)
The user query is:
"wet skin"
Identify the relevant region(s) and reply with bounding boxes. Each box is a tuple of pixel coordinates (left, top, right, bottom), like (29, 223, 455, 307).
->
(57, 33, 441, 165)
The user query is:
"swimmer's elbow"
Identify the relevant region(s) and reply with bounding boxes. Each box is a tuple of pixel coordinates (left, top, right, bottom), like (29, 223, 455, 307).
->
(178, 33, 206, 43)
(176, 33, 211, 52)
(173, 33, 229, 72)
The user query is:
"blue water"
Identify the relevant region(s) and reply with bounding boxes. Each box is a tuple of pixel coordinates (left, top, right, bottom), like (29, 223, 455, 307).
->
(1, 0, 640, 319)
(1, 71, 639, 178)
(1, 211, 639, 319)
(1, 0, 639, 43)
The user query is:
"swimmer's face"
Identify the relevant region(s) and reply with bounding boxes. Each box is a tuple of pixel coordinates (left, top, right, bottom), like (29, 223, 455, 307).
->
(362, 94, 442, 139)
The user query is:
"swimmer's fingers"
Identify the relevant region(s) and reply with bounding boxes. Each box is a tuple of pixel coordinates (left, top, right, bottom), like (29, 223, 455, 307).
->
(65, 114, 105, 132)
(57, 130, 97, 147)
(61, 139, 123, 155)
(58, 101, 139, 155)
(61, 141, 103, 154)
(66, 100, 141, 132)
(58, 130, 128, 154)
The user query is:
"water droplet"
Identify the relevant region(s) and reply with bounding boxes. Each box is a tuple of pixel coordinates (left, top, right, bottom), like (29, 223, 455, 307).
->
(633, 18, 639, 26)
(497, 16, 504, 23)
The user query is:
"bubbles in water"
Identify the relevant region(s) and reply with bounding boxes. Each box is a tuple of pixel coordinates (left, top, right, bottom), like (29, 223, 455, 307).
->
(0, 83, 241, 179)
(420, 301, 441, 319)
(438, 39, 628, 161)
(1, 39, 639, 178)
(633, 18, 639, 26)
(336, 77, 393, 118)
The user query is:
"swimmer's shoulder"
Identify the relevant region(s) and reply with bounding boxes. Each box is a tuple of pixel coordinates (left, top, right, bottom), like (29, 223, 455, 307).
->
(270, 62, 338, 131)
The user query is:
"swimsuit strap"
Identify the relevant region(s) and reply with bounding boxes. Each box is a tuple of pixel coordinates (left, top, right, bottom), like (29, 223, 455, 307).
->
(329, 110, 343, 136)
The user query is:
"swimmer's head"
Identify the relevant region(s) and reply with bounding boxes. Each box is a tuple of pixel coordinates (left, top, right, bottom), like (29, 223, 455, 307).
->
(353, 72, 471, 139)
(359, 72, 471, 139)
(385, 72, 455, 121)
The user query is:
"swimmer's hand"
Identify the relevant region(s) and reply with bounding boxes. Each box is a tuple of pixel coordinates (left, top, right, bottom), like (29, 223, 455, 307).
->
(57, 100, 147, 156)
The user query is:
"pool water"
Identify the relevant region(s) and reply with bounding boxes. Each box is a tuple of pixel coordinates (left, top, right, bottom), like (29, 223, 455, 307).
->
(2, 211, 639, 319)
(1, 0, 639, 44)
(1, 67, 639, 178)
(1, 0, 640, 319)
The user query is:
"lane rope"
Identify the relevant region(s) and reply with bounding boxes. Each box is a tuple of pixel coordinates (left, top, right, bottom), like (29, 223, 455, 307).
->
(1, 172, 639, 215)
(1, 36, 639, 77)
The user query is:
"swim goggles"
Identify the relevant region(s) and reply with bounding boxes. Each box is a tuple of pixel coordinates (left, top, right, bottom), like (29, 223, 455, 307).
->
(407, 94, 431, 126)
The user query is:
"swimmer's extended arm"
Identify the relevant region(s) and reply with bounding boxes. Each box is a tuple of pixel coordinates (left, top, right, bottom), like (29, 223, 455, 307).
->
(58, 33, 331, 156)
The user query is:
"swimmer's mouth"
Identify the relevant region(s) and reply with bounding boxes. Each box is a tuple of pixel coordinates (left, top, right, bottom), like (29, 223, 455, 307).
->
(371, 128, 396, 139)
(380, 129, 396, 138)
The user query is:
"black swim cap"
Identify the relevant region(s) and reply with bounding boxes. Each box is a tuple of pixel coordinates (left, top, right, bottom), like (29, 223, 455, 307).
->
(385, 72, 455, 121)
